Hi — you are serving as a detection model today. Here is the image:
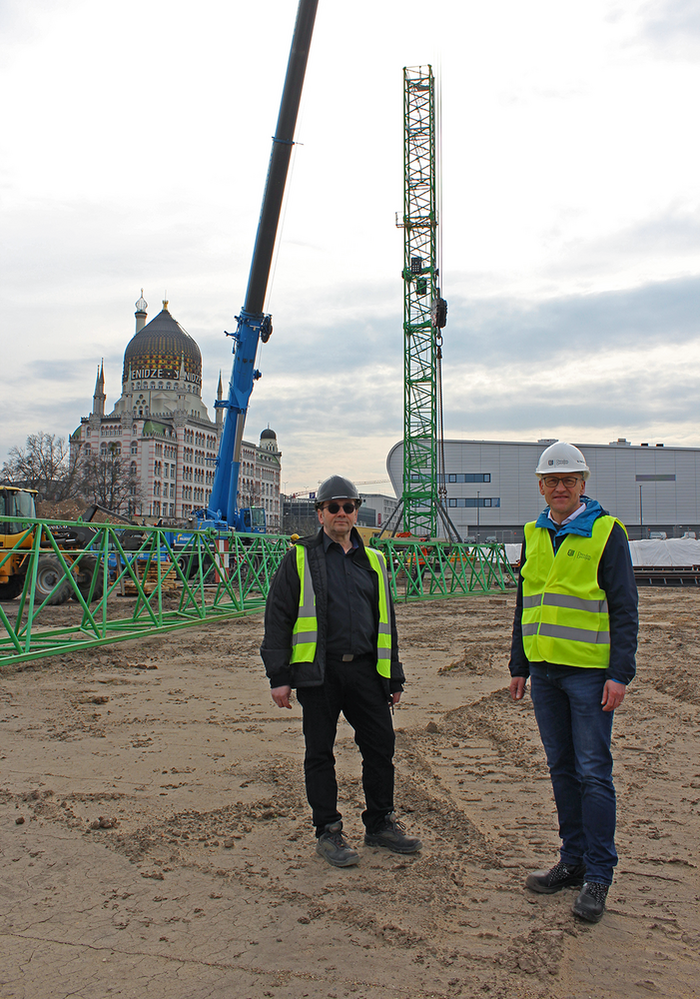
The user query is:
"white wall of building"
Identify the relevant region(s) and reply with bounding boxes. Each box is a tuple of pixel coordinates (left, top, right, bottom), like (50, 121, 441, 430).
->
(359, 492, 399, 528)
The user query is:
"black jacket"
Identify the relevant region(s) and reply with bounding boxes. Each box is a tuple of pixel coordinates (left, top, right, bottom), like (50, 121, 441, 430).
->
(260, 527, 405, 694)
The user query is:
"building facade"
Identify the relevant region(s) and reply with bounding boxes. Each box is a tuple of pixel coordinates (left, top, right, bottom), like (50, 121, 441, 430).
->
(71, 294, 282, 529)
(358, 492, 398, 528)
(386, 437, 700, 542)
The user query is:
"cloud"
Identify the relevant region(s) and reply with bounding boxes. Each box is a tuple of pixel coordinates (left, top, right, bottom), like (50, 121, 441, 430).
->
(438, 277, 700, 447)
(641, 0, 700, 52)
(446, 275, 700, 367)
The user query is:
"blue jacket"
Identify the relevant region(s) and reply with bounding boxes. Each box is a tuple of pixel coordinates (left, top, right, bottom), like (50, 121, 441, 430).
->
(509, 496, 638, 685)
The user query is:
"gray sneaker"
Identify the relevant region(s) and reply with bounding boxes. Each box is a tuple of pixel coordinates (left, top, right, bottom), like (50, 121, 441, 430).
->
(364, 812, 422, 854)
(316, 822, 360, 868)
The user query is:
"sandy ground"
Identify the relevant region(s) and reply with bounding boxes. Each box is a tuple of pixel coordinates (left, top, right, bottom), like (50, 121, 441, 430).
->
(1, 588, 699, 999)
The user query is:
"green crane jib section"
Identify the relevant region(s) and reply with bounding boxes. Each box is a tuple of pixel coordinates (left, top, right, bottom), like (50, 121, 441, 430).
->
(401, 66, 440, 538)
(0, 515, 515, 666)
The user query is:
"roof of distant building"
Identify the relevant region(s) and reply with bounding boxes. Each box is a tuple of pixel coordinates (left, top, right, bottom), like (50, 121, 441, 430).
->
(142, 419, 171, 436)
(123, 301, 202, 385)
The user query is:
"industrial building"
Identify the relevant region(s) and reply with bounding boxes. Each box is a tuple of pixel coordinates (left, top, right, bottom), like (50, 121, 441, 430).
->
(386, 438, 700, 542)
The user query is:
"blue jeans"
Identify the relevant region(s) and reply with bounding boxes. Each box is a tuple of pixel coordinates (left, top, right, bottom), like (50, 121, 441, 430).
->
(529, 663, 617, 885)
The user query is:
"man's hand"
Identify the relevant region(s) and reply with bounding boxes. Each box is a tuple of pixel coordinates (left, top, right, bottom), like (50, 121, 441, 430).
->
(601, 679, 626, 712)
(509, 676, 527, 701)
(271, 685, 293, 709)
(391, 691, 402, 706)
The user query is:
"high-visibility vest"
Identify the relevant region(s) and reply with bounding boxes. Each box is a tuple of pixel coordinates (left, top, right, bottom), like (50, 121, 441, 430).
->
(290, 543, 392, 679)
(521, 515, 625, 668)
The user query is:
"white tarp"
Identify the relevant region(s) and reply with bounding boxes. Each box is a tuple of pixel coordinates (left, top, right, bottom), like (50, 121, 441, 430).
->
(505, 538, 700, 567)
(505, 543, 522, 564)
(628, 538, 700, 567)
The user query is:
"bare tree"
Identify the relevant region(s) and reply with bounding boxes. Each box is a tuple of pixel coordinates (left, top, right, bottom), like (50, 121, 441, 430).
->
(79, 445, 139, 515)
(1, 433, 79, 500)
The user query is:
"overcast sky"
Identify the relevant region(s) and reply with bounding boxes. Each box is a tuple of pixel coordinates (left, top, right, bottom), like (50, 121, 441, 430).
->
(1, 0, 699, 495)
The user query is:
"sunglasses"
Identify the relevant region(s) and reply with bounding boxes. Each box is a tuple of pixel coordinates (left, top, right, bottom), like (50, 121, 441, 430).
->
(325, 502, 357, 514)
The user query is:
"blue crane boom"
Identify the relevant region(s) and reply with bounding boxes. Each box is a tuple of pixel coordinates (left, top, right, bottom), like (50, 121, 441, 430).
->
(204, 0, 319, 532)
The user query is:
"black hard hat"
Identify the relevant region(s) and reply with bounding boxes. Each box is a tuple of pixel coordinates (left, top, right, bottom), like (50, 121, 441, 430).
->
(315, 475, 362, 507)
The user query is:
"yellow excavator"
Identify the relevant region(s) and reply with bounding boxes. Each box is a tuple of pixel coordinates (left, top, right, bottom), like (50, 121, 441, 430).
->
(0, 485, 103, 604)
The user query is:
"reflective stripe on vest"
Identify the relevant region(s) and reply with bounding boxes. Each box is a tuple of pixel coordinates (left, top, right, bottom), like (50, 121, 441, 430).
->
(365, 546, 392, 678)
(290, 544, 317, 664)
(521, 515, 624, 668)
(289, 543, 393, 679)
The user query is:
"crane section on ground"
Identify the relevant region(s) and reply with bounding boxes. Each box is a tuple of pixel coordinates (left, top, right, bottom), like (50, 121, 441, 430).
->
(396, 66, 458, 541)
(203, 0, 319, 533)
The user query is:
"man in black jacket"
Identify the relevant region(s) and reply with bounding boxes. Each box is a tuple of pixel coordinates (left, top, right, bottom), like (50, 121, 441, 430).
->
(261, 474, 422, 867)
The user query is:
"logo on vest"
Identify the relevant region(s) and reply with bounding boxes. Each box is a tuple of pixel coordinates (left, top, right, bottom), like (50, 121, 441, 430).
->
(567, 548, 591, 560)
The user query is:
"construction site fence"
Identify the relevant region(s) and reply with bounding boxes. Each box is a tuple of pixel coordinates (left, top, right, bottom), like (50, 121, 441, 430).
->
(0, 516, 517, 666)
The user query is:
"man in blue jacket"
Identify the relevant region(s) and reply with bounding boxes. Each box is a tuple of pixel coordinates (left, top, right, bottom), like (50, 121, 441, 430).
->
(509, 441, 638, 923)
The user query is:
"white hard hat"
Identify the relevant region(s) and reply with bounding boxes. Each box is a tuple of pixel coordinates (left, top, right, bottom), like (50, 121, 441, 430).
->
(535, 441, 590, 480)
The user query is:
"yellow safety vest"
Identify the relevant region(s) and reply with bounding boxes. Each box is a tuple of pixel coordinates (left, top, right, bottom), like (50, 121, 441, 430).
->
(521, 515, 626, 668)
(290, 544, 392, 679)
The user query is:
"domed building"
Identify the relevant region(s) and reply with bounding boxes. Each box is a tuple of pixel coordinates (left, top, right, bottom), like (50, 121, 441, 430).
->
(71, 294, 282, 528)
(114, 294, 210, 423)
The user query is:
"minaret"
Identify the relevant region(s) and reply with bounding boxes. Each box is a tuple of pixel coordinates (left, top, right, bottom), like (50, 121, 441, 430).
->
(216, 371, 224, 426)
(135, 290, 148, 333)
(92, 360, 106, 417)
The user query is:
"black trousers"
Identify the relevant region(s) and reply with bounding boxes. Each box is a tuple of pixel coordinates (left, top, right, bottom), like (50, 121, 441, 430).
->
(296, 658, 395, 835)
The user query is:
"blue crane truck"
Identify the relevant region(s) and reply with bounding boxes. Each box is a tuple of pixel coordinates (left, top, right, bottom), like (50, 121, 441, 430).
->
(198, 0, 319, 536)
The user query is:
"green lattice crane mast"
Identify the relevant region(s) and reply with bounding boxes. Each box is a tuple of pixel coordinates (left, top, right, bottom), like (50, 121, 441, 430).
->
(398, 65, 449, 538)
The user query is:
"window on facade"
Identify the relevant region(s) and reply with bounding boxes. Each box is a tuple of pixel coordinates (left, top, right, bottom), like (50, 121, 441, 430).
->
(446, 473, 491, 484)
(448, 497, 500, 508)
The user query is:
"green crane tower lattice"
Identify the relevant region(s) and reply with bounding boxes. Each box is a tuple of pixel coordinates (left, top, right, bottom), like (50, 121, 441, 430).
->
(398, 65, 447, 538)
